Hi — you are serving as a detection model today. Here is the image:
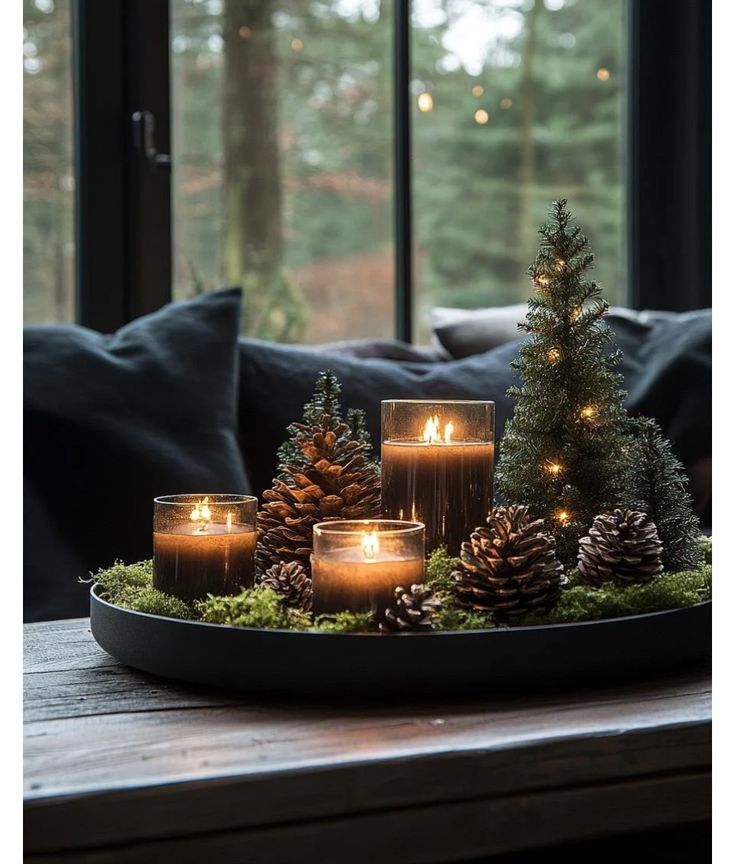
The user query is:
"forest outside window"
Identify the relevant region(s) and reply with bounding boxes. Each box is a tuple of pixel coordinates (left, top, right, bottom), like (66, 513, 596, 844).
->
(25, 1, 707, 342)
(170, 0, 626, 344)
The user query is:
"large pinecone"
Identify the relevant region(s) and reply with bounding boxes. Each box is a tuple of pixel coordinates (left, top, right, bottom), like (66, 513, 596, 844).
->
(380, 585, 441, 633)
(578, 509, 663, 587)
(260, 560, 313, 612)
(257, 418, 381, 573)
(452, 505, 565, 618)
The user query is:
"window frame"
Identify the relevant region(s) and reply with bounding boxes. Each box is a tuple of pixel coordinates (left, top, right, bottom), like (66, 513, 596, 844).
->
(73, 0, 171, 332)
(70, 0, 711, 337)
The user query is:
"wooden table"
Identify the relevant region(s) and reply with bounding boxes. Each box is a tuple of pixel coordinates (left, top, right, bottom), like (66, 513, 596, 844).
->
(24, 618, 712, 864)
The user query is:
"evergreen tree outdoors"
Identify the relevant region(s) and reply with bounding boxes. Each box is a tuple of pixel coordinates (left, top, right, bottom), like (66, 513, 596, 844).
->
(495, 199, 629, 565)
(625, 417, 701, 572)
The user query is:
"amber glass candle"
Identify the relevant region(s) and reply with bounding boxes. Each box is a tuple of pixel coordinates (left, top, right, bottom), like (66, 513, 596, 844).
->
(153, 494, 257, 601)
(311, 520, 425, 616)
(381, 400, 495, 554)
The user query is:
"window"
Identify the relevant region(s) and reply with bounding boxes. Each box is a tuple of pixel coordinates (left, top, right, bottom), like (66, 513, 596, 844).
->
(23, 1, 711, 336)
(411, 0, 626, 341)
(23, 0, 75, 324)
(170, 0, 394, 343)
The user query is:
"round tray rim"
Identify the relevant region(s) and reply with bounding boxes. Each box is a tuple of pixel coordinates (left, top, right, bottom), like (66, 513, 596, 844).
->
(89, 583, 712, 637)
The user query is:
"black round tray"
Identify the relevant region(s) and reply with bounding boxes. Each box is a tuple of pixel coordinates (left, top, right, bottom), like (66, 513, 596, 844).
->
(90, 587, 711, 697)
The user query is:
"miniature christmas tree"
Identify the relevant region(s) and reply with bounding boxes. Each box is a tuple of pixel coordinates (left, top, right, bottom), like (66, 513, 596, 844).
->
(624, 416, 701, 572)
(257, 371, 381, 574)
(276, 370, 346, 472)
(495, 200, 631, 565)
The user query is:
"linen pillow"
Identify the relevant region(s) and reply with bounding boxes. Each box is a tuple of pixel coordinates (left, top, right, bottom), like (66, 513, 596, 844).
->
(24, 288, 250, 621)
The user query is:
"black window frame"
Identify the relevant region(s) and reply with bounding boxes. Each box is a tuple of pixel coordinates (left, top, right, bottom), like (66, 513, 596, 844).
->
(71, 0, 711, 337)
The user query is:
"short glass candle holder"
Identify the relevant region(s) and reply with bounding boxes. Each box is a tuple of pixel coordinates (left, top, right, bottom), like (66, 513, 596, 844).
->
(153, 494, 258, 601)
(311, 520, 425, 616)
(381, 399, 495, 554)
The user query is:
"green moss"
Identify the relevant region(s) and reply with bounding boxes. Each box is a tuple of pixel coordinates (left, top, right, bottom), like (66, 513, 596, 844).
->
(196, 587, 312, 630)
(699, 535, 712, 566)
(83, 560, 195, 619)
(514, 565, 712, 627)
(312, 611, 376, 633)
(83, 559, 153, 597)
(85, 558, 711, 633)
(435, 606, 495, 631)
(126, 587, 193, 620)
(424, 546, 460, 595)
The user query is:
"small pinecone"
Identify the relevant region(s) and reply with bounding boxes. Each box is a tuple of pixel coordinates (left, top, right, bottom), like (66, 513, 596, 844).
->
(578, 509, 663, 587)
(452, 505, 565, 618)
(260, 560, 313, 612)
(380, 584, 441, 633)
(257, 419, 381, 573)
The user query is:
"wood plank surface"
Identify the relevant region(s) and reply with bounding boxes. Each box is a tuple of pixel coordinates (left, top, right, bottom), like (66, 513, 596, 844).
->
(24, 619, 712, 862)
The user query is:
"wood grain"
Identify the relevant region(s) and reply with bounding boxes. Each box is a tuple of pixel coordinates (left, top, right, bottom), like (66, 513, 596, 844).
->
(23, 618, 712, 861)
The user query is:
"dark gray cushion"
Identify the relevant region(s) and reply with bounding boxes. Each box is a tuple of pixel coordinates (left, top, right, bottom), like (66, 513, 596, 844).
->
(238, 309, 711, 525)
(24, 289, 250, 622)
(433, 304, 681, 359)
(237, 338, 520, 501)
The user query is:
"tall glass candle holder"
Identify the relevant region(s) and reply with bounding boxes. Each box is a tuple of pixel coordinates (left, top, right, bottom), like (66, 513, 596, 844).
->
(381, 400, 495, 554)
(153, 494, 257, 601)
(311, 520, 425, 616)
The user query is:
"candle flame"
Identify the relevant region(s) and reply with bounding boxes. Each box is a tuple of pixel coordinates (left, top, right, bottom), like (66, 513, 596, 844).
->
(226, 511, 233, 533)
(422, 415, 454, 444)
(361, 531, 379, 560)
(190, 496, 212, 533)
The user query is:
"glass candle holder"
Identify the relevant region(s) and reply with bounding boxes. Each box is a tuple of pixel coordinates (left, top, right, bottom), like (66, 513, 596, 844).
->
(381, 399, 495, 554)
(153, 494, 257, 601)
(311, 520, 425, 616)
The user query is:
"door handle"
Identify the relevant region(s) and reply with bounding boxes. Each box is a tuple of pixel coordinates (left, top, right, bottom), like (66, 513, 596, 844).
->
(131, 109, 172, 172)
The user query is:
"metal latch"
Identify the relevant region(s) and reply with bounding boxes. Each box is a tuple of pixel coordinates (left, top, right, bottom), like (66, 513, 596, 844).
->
(131, 109, 172, 172)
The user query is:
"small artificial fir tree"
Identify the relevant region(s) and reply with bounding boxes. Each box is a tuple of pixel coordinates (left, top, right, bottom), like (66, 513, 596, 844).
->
(276, 370, 345, 472)
(495, 200, 631, 565)
(625, 416, 701, 572)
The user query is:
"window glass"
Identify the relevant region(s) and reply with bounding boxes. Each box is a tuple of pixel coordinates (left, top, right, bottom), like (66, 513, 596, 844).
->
(411, 0, 627, 341)
(23, 0, 76, 324)
(171, 0, 394, 343)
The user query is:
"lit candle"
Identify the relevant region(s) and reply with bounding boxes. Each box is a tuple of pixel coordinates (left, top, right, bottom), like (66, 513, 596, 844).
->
(381, 400, 495, 554)
(153, 494, 257, 601)
(311, 520, 425, 616)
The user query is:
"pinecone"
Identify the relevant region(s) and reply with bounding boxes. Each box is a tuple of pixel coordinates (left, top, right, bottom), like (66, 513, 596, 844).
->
(380, 584, 441, 633)
(578, 509, 663, 587)
(257, 419, 381, 573)
(260, 560, 313, 612)
(452, 505, 565, 618)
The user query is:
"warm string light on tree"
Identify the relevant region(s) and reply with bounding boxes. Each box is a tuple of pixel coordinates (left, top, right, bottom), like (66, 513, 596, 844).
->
(555, 509, 571, 526)
(579, 405, 599, 422)
(495, 199, 633, 566)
